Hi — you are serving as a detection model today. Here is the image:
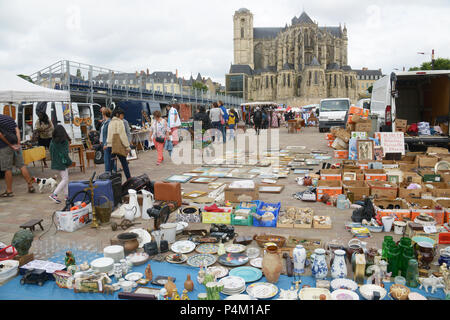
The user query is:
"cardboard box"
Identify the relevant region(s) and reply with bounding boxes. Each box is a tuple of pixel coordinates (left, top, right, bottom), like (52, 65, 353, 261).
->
(355, 120, 372, 132)
(367, 181, 398, 199)
(320, 169, 342, 181)
(343, 180, 370, 201)
(424, 182, 450, 198)
(313, 216, 332, 229)
(435, 199, 450, 224)
(416, 155, 439, 168)
(225, 186, 259, 203)
(402, 172, 423, 184)
(398, 183, 424, 199)
(427, 147, 449, 155)
(398, 162, 417, 172)
(343, 168, 365, 181)
(418, 169, 441, 183)
(358, 160, 370, 170)
(334, 150, 349, 160)
(364, 169, 387, 181)
(405, 198, 444, 223)
(385, 169, 403, 183)
(395, 119, 408, 129)
(374, 199, 411, 221)
(382, 160, 399, 169)
(346, 123, 356, 132)
(316, 180, 343, 201)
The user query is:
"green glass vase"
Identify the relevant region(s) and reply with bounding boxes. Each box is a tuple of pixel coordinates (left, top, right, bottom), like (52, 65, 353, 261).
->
(406, 259, 419, 288)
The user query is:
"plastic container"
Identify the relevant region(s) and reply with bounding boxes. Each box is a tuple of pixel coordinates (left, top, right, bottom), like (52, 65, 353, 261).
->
(439, 232, 450, 244)
(231, 214, 253, 226)
(253, 202, 281, 228)
(0, 260, 19, 284)
(160, 223, 177, 244)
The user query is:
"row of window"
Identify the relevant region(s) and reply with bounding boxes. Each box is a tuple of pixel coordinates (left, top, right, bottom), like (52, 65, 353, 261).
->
(357, 74, 381, 80)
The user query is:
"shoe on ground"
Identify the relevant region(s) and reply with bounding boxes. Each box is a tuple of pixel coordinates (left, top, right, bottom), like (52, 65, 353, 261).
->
(49, 194, 61, 204)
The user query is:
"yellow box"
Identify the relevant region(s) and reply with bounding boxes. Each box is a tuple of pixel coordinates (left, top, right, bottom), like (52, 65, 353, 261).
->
(201, 210, 232, 224)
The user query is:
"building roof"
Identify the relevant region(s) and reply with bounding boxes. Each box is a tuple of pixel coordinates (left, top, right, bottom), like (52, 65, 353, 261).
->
(237, 8, 250, 14)
(354, 69, 383, 76)
(326, 63, 340, 70)
(254, 66, 277, 75)
(282, 63, 295, 71)
(319, 26, 343, 38)
(229, 64, 254, 75)
(309, 57, 321, 67)
(292, 11, 315, 25)
(253, 27, 283, 39)
(341, 65, 352, 71)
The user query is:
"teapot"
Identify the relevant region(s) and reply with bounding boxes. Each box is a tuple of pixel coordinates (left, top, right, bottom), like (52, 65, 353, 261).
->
(123, 204, 139, 221)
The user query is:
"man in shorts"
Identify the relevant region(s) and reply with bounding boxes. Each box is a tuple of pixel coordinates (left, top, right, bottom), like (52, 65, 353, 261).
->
(0, 114, 35, 197)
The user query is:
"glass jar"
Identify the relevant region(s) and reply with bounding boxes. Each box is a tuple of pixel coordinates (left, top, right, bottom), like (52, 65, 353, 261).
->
(400, 247, 415, 277)
(382, 236, 395, 260)
(406, 259, 419, 288)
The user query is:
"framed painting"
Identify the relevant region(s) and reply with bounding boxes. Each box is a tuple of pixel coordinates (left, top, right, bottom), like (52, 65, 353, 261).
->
(183, 191, 208, 199)
(357, 140, 375, 161)
(374, 146, 384, 161)
(164, 175, 192, 183)
(258, 185, 285, 194)
(191, 177, 218, 184)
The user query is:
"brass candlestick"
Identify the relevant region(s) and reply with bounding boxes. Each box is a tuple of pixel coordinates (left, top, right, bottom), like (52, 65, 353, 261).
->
(84, 172, 99, 229)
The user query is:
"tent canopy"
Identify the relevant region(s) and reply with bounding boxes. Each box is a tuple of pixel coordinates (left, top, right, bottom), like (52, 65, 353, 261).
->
(0, 72, 70, 103)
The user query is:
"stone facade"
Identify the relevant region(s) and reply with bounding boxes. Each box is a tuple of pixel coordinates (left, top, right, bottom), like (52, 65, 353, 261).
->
(229, 8, 359, 105)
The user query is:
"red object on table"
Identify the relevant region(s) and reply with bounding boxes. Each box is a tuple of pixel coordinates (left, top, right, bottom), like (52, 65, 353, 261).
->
(204, 204, 225, 212)
(0, 245, 18, 261)
(439, 233, 450, 244)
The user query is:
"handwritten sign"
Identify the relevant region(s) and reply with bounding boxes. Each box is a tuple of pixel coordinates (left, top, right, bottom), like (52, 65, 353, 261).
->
(375, 132, 405, 156)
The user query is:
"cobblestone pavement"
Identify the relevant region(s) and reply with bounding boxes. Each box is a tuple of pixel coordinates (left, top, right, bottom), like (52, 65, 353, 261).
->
(0, 127, 442, 277)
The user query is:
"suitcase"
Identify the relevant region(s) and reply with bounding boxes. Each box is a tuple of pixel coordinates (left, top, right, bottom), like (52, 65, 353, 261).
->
(154, 182, 182, 207)
(98, 172, 122, 208)
(121, 174, 154, 197)
(68, 179, 114, 208)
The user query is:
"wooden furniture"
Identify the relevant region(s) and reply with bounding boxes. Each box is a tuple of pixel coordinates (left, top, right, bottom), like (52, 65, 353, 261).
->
(85, 150, 96, 168)
(20, 219, 44, 232)
(287, 120, 297, 134)
(22, 146, 46, 172)
(69, 143, 86, 173)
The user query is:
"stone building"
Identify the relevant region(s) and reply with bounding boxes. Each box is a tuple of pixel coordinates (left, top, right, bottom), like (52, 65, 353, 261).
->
(226, 8, 359, 105)
(355, 68, 384, 98)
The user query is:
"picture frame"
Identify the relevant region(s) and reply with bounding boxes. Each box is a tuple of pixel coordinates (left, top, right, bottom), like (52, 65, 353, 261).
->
(343, 172, 357, 181)
(258, 185, 285, 194)
(208, 182, 225, 189)
(374, 146, 384, 161)
(183, 191, 208, 199)
(118, 287, 159, 300)
(190, 167, 211, 173)
(164, 175, 192, 183)
(357, 140, 375, 161)
(388, 175, 400, 184)
(190, 177, 218, 184)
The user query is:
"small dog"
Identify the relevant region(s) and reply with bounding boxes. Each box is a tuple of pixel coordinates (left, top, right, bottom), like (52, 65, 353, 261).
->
(33, 175, 58, 193)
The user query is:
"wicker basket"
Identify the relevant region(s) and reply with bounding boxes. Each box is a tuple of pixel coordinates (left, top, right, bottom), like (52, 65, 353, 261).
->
(253, 234, 287, 248)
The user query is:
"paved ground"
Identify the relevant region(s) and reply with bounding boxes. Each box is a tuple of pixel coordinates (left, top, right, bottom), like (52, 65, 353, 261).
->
(0, 126, 442, 277)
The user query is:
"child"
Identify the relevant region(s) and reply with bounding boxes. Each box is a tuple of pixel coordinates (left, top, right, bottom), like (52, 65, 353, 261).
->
(49, 125, 73, 204)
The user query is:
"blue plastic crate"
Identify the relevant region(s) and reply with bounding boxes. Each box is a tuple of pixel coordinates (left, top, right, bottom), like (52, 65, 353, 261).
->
(236, 200, 261, 213)
(253, 201, 281, 228)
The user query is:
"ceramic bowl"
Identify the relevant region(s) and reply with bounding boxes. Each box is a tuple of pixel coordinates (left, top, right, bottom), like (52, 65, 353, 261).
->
(408, 292, 427, 300)
(298, 288, 331, 300)
(412, 236, 436, 247)
(331, 289, 360, 300)
(389, 284, 410, 300)
(359, 284, 387, 300)
(121, 280, 134, 293)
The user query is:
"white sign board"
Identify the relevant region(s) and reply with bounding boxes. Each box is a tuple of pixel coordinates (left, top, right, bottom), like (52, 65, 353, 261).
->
(375, 132, 405, 156)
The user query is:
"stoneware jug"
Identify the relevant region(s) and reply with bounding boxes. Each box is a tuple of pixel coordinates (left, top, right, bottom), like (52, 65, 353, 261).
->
(331, 249, 348, 279)
(293, 245, 307, 274)
(184, 274, 194, 292)
(128, 189, 141, 219)
(123, 204, 139, 221)
(262, 245, 283, 284)
(311, 248, 328, 280)
(141, 189, 154, 220)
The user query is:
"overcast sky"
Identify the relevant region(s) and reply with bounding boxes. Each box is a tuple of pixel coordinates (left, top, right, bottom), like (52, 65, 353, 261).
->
(1, 0, 449, 85)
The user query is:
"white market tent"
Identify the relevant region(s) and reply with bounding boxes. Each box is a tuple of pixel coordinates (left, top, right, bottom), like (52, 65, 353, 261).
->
(0, 72, 70, 103)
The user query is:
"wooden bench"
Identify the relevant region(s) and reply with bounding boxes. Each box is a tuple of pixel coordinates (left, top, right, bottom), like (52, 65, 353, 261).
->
(20, 219, 44, 232)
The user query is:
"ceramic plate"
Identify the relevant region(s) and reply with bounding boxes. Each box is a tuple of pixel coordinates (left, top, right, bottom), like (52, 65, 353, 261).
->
(219, 276, 246, 294)
(331, 289, 360, 300)
(129, 228, 152, 248)
(299, 288, 332, 300)
(165, 253, 188, 264)
(176, 222, 188, 234)
(229, 267, 263, 283)
(246, 282, 278, 299)
(225, 244, 246, 254)
(90, 257, 114, 273)
(359, 284, 387, 300)
(171, 240, 196, 254)
(208, 266, 229, 279)
(127, 252, 149, 266)
(124, 272, 143, 282)
(249, 257, 263, 269)
(224, 294, 256, 300)
(186, 254, 217, 268)
(330, 278, 358, 292)
(218, 253, 249, 267)
(245, 247, 260, 259)
(195, 243, 219, 254)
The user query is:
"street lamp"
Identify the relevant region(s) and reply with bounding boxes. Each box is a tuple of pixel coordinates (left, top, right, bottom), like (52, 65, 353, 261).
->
(417, 49, 435, 70)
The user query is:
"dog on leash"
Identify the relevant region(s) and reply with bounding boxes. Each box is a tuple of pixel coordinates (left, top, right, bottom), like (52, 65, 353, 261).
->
(33, 175, 58, 193)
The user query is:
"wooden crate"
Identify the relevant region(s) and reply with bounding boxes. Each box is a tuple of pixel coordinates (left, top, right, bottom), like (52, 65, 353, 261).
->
(313, 216, 332, 229)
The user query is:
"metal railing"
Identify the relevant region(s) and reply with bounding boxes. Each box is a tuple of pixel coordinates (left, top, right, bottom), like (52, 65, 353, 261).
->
(29, 60, 244, 108)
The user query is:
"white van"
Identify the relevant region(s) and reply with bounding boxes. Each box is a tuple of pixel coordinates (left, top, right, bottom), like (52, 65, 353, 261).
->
(0, 102, 101, 143)
(318, 98, 351, 132)
(371, 70, 450, 149)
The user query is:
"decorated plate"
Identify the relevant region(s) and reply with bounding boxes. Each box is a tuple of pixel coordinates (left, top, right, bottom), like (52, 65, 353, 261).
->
(195, 243, 219, 254)
(245, 247, 260, 259)
(246, 282, 278, 299)
(219, 276, 246, 294)
(171, 240, 196, 254)
(218, 253, 249, 267)
(165, 253, 188, 264)
(331, 289, 360, 300)
(225, 244, 246, 254)
(330, 278, 358, 292)
(127, 252, 149, 266)
(124, 272, 143, 282)
(208, 266, 229, 279)
(186, 254, 217, 268)
(229, 267, 263, 283)
(249, 257, 263, 269)
(224, 294, 256, 300)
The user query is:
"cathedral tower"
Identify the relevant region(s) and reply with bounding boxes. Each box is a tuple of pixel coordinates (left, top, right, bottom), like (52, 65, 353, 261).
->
(233, 8, 254, 69)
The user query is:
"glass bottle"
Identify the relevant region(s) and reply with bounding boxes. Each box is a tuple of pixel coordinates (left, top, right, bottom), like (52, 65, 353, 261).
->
(382, 236, 394, 260)
(406, 259, 419, 288)
(401, 247, 415, 277)
(387, 246, 401, 277)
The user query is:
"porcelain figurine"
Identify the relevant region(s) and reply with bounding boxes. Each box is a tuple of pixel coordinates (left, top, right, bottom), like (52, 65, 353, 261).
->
(418, 275, 445, 294)
(197, 266, 206, 285)
(181, 289, 190, 300)
(439, 263, 450, 294)
(79, 262, 90, 271)
(184, 274, 194, 292)
(158, 288, 167, 300)
(331, 250, 347, 279)
(141, 189, 154, 220)
(293, 245, 307, 275)
(366, 265, 383, 286)
(145, 264, 153, 281)
(65, 251, 76, 268)
(277, 287, 298, 300)
(311, 248, 328, 280)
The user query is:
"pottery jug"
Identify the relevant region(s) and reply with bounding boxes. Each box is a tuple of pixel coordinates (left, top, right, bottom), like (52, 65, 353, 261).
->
(346, 239, 364, 265)
(117, 233, 139, 254)
(293, 245, 307, 274)
(262, 245, 283, 284)
(127, 189, 141, 219)
(331, 249, 347, 279)
(311, 248, 328, 280)
(184, 274, 194, 292)
(123, 204, 139, 221)
(141, 190, 154, 220)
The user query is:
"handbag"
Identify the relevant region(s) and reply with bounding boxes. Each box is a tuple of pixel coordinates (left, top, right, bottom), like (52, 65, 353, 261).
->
(111, 133, 127, 157)
(155, 136, 165, 143)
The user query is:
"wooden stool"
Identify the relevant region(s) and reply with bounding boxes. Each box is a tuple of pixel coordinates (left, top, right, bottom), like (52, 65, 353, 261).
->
(85, 150, 96, 168)
(20, 219, 44, 232)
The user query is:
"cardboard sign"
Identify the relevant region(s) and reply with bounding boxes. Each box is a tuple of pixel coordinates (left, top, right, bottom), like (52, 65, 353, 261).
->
(375, 132, 405, 156)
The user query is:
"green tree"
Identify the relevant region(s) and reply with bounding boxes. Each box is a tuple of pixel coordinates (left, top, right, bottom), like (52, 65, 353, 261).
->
(409, 58, 450, 71)
(367, 85, 373, 94)
(17, 74, 33, 83)
(192, 81, 208, 92)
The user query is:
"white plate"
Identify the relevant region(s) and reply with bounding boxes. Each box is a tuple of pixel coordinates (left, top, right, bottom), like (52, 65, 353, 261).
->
(331, 289, 360, 300)
(225, 244, 246, 254)
(127, 252, 149, 266)
(219, 276, 246, 291)
(129, 228, 152, 248)
(208, 266, 229, 279)
(224, 294, 256, 300)
(249, 257, 262, 269)
(330, 278, 359, 292)
(222, 287, 246, 296)
(245, 247, 260, 259)
(246, 282, 279, 299)
(171, 240, 196, 254)
(90, 257, 114, 273)
(176, 222, 188, 234)
(125, 272, 143, 282)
